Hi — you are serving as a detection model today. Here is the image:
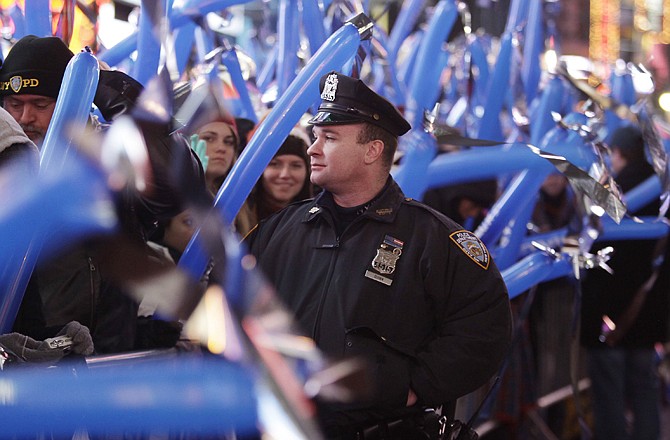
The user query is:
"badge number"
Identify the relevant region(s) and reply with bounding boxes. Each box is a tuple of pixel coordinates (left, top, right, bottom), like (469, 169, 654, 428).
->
(365, 235, 404, 286)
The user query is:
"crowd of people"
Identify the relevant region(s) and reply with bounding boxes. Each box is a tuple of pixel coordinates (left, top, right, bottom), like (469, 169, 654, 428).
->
(0, 31, 667, 440)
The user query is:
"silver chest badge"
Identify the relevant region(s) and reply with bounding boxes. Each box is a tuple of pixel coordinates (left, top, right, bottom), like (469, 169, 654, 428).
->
(365, 235, 404, 286)
(321, 73, 338, 101)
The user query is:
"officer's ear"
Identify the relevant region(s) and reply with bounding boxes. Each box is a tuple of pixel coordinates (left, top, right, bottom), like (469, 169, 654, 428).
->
(364, 138, 385, 165)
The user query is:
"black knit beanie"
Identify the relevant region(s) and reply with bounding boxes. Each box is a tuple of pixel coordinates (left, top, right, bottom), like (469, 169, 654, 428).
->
(275, 134, 309, 166)
(0, 35, 74, 99)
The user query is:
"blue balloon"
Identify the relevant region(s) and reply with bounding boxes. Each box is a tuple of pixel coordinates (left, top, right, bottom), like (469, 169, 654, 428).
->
(476, 32, 512, 140)
(276, 0, 301, 95)
(476, 168, 550, 247)
(172, 22, 197, 76)
(521, 0, 544, 105)
(393, 129, 438, 199)
(624, 175, 662, 213)
(529, 75, 565, 146)
(502, 251, 572, 299)
(387, 0, 426, 61)
(598, 216, 670, 240)
(610, 68, 636, 107)
(41, 51, 101, 171)
(0, 157, 115, 333)
(468, 36, 491, 108)
(222, 48, 259, 122)
(179, 19, 365, 280)
(24, 0, 51, 37)
(425, 144, 541, 191)
(0, 357, 257, 437)
(0, 50, 101, 333)
(132, 0, 165, 86)
(505, 0, 529, 33)
(8, 4, 26, 40)
(257, 46, 278, 93)
(405, 0, 458, 129)
(98, 33, 138, 67)
(302, 0, 327, 56)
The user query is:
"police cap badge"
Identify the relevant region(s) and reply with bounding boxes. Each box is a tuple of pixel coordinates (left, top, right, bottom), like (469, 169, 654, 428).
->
(308, 71, 411, 137)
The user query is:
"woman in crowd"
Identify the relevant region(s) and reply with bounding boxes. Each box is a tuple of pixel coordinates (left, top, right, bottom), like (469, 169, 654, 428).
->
(237, 134, 312, 236)
(192, 117, 240, 196)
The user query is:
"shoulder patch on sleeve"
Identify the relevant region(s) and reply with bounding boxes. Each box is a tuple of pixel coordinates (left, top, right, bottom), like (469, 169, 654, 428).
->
(449, 230, 490, 270)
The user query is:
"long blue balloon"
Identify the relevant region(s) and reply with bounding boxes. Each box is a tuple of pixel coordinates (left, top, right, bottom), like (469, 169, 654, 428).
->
(598, 217, 670, 240)
(393, 129, 438, 199)
(504, 0, 529, 33)
(405, 0, 458, 128)
(529, 75, 565, 146)
(0, 357, 258, 437)
(468, 36, 491, 108)
(521, 0, 544, 105)
(387, 0, 425, 61)
(98, 33, 139, 67)
(302, 0, 327, 56)
(172, 22, 197, 76)
(41, 51, 100, 171)
(8, 4, 26, 40)
(476, 32, 512, 140)
(0, 50, 101, 333)
(179, 19, 365, 279)
(133, 0, 165, 86)
(625, 175, 662, 213)
(0, 158, 115, 333)
(222, 48, 259, 122)
(276, 0, 301, 96)
(425, 144, 541, 191)
(502, 251, 572, 299)
(24, 0, 51, 37)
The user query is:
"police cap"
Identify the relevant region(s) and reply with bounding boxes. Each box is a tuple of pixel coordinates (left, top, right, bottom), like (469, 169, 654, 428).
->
(308, 71, 411, 137)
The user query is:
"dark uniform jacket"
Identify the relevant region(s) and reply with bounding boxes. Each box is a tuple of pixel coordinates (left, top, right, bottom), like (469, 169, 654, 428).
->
(247, 178, 512, 428)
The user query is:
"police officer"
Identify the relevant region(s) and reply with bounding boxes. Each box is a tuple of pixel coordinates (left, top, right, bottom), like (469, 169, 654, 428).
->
(246, 71, 512, 438)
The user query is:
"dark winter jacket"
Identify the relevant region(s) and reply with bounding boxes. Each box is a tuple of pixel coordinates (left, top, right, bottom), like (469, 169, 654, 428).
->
(247, 178, 512, 430)
(580, 159, 668, 348)
(13, 71, 206, 353)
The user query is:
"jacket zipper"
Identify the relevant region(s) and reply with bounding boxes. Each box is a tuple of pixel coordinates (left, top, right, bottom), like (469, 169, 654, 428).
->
(88, 256, 97, 329)
(311, 232, 340, 341)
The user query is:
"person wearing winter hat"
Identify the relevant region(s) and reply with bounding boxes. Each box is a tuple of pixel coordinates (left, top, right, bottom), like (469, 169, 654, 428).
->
(236, 134, 312, 236)
(0, 35, 143, 145)
(4, 35, 207, 355)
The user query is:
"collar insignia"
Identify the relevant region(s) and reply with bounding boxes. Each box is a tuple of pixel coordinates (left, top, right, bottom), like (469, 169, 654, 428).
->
(10, 76, 22, 93)
(309, 206, 320, 214)
(450, 230, 490, 270)
(375, 208, 393, 216)
(321, 73, 338, 102)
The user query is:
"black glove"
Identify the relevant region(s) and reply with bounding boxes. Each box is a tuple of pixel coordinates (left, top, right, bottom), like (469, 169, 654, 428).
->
(56, 321, 94, 356)
(0, 333, 66, 364)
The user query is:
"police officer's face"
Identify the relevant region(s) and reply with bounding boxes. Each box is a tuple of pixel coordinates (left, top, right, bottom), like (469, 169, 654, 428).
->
(3, 94, 56, 145)
(308, 124, 367, 191)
